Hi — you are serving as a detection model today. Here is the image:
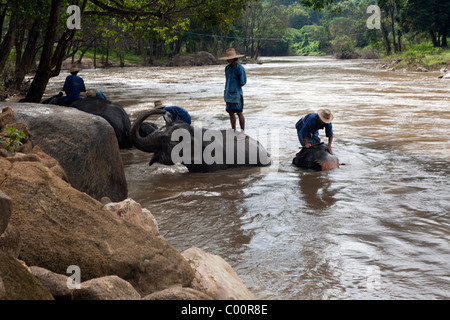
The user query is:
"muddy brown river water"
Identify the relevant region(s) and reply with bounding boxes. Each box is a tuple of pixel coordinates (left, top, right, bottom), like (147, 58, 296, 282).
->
(47, 56, 449, 299)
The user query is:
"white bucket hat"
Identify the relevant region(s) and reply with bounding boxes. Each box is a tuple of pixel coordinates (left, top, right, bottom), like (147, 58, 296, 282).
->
(318, 109, 334, 124)
(69, 64, 80, 73)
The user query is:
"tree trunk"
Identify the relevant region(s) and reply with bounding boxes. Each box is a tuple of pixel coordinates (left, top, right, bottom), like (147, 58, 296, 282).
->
(105, 37, 110, 66)
(77, 38, 96, 64)
(381, 20, 391, 55)
(14, 23, 40, 90)
(0, 10, 17, 74)
(94, 38, 97, 68)
(389, 0, 397, 52)
(430, 30, 439, 47)
(140, 38, 147, 65)
(0, 2, 9, 36)
(442, 30, 448, 48)
(22, 0, 63, 103)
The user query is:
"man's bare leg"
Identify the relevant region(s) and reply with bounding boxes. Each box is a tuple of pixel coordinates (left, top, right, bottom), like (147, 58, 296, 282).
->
(228, 112, 236, 130)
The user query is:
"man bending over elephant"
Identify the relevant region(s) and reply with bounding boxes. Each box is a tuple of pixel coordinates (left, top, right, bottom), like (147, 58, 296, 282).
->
(296, 109, 334, 154)
(154, 100, 191, 125)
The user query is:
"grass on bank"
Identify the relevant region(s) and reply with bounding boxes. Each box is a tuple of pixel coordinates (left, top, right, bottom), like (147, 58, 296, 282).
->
(74, 47, 143, 66)
(380, 42, 450, 70)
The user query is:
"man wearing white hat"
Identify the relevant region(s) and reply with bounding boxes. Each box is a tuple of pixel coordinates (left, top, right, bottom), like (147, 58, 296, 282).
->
(219, 48, 247, 138)
(295, 109, 334, 154)
(62, 64, 86, 105)
(154, 100, 191, 125)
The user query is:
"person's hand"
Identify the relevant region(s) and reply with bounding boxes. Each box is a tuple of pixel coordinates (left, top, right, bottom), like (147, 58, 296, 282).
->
(326, 145, 333, 154)
(304, 143, 312, 149)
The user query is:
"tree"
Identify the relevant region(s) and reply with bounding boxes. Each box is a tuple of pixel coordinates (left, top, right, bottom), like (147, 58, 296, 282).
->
(236, 1, 288, 59)
(406, 0, 450, 47)
(22, 0, 86, 103)
(0, 0, 18, 74)
(18, 0, 252, 102)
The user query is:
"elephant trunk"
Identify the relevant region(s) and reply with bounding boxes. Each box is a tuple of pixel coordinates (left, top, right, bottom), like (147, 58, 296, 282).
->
(130, 109, 166, 153)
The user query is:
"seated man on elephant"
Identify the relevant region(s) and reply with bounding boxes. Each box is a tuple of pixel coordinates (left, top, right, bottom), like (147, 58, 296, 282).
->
(296, 109, 334, 154)
(86, 89, 107, 100)
(62, 65, 86, 106)
(154, 100, 191, 125)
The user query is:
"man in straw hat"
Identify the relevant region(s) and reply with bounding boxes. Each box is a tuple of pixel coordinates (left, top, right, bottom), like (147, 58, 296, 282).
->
(154, 100, 191, 125)
(86, 89, 107, 100)
(295, 109, 334, 154)
(219, 48, 247, 138)
(62, 64, 86, 106)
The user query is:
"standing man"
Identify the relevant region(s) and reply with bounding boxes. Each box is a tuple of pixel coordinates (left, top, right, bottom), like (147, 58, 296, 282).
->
(219, 48, 247, 138)
(296, 109, 334, 154)
(63, 65, 86, 106)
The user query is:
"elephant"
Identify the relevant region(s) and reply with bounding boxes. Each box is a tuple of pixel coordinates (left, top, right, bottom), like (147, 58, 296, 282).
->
(42, 92, 134, 149)
(130, 109, 272, 173)
(292, 143, 339, 171)
(41, 92, 66, 105)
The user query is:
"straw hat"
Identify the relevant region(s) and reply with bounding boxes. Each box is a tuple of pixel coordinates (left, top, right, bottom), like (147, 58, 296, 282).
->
(86, 89, 97, 98)
(69, 64, 80, 73)
(154, 100, 164, 108)
(318, 109, 334, 124)
(219, 48, 245, 60)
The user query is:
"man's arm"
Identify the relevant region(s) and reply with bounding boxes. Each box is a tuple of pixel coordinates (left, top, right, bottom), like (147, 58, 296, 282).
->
(303, 136, 311, 148)
(326, 136, 333, 154)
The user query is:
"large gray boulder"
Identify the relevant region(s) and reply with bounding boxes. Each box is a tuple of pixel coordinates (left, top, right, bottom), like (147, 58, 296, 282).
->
(1, 102, 127, 202)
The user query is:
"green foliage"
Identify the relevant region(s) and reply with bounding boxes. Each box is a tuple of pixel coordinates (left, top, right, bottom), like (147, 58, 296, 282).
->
(0, 128, 26, 152)
(284, 27, 326, 55)
(332, 35, 354, 53)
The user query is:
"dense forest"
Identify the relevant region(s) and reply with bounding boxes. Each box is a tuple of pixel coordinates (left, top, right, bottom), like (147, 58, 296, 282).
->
(0, 0, 449, 101)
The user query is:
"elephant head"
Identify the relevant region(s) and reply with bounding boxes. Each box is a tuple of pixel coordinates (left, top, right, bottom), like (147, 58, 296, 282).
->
(41, 92, 66, 106)
(130, 109, 191, 166)
(130, 109, 272, 172)
(293, 143, 339, 171)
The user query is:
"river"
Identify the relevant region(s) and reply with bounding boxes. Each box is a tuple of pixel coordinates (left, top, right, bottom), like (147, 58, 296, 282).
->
(47, 56, 450, 300)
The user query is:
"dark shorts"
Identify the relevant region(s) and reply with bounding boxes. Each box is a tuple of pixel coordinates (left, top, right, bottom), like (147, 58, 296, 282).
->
(226, 96, 244, 113)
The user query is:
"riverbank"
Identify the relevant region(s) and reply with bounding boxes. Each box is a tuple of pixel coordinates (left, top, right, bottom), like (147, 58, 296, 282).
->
(378, 44, 450, 72)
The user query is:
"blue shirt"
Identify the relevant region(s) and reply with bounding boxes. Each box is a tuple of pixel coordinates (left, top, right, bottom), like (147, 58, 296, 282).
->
(296, 113, 333, 138)
(224, 63, 246, 103)
(63, 75, 86, 102)
(163, 106, 191, 125)
(95, 90, 107, 100)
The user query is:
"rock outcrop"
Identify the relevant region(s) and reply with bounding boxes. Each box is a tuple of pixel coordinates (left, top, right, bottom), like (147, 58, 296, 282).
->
(2, 103, 128, 202)
(0, 190, 11, 236)
(72, 275, 142, 300)
(0, 252, 53, 300)
(167, 51, 219, 67)
(0, 104, 256, 300)
(103, 198, 159, 235)
(142, 286, 213, 300)
(182, 247, 256, 300)
(0, 157, 194, 296)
